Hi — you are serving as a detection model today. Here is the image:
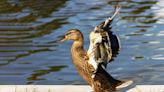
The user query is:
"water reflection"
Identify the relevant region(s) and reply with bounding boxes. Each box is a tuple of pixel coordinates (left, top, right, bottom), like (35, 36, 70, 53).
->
(0, 0, 163, 90)
(27, 65, 67, 84)
(0, 0, 67, 84)
(0, 0, 67, 63)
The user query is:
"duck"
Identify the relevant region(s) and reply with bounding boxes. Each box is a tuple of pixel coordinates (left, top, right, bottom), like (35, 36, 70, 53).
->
(60, 29, 123, 92)
(60, 6, 132, 92)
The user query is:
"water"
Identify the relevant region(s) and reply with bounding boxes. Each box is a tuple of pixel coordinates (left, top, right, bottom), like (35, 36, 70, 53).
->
(0, 0, 164, 90)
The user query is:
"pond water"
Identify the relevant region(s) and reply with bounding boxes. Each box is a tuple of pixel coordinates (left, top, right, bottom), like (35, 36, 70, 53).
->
(0, 0, 164, 91)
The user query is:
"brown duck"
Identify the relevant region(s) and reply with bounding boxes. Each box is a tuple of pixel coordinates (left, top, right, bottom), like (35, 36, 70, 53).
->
(60, 6, 132, 92)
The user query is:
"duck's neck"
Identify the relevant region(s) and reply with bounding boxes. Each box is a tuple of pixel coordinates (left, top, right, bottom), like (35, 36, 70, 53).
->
(71, 40, 84, 51)
(71, 39, 85, 62)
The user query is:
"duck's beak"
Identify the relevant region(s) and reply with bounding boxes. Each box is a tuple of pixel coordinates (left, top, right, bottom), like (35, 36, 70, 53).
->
(59, 35, 67, 42)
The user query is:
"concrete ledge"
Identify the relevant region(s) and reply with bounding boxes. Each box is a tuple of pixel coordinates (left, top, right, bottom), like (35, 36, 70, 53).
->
(0, 85, 164, 92)
(0, 85, 92, 92)
(127, 85, 164, 92)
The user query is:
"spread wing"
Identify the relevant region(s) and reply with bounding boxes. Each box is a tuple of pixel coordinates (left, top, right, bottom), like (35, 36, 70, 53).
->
(92, 5, 121, 68)
(99, 5, 121, 58)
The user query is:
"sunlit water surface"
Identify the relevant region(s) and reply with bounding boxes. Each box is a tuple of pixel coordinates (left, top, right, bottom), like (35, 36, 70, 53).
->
(0, 0, 164, 91)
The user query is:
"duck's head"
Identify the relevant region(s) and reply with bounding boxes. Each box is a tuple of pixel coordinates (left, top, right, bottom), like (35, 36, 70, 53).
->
(60, 29, 83, 42)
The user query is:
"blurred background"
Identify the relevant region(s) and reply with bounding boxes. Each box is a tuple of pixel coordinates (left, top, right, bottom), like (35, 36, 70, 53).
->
(0, 0, 164, 91)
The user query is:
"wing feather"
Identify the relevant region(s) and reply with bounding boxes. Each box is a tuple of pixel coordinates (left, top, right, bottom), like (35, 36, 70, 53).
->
(88, 5, 121, 71)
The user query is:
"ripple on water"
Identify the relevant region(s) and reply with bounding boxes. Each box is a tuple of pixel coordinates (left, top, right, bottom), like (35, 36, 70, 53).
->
(0, 0, 164, 87)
